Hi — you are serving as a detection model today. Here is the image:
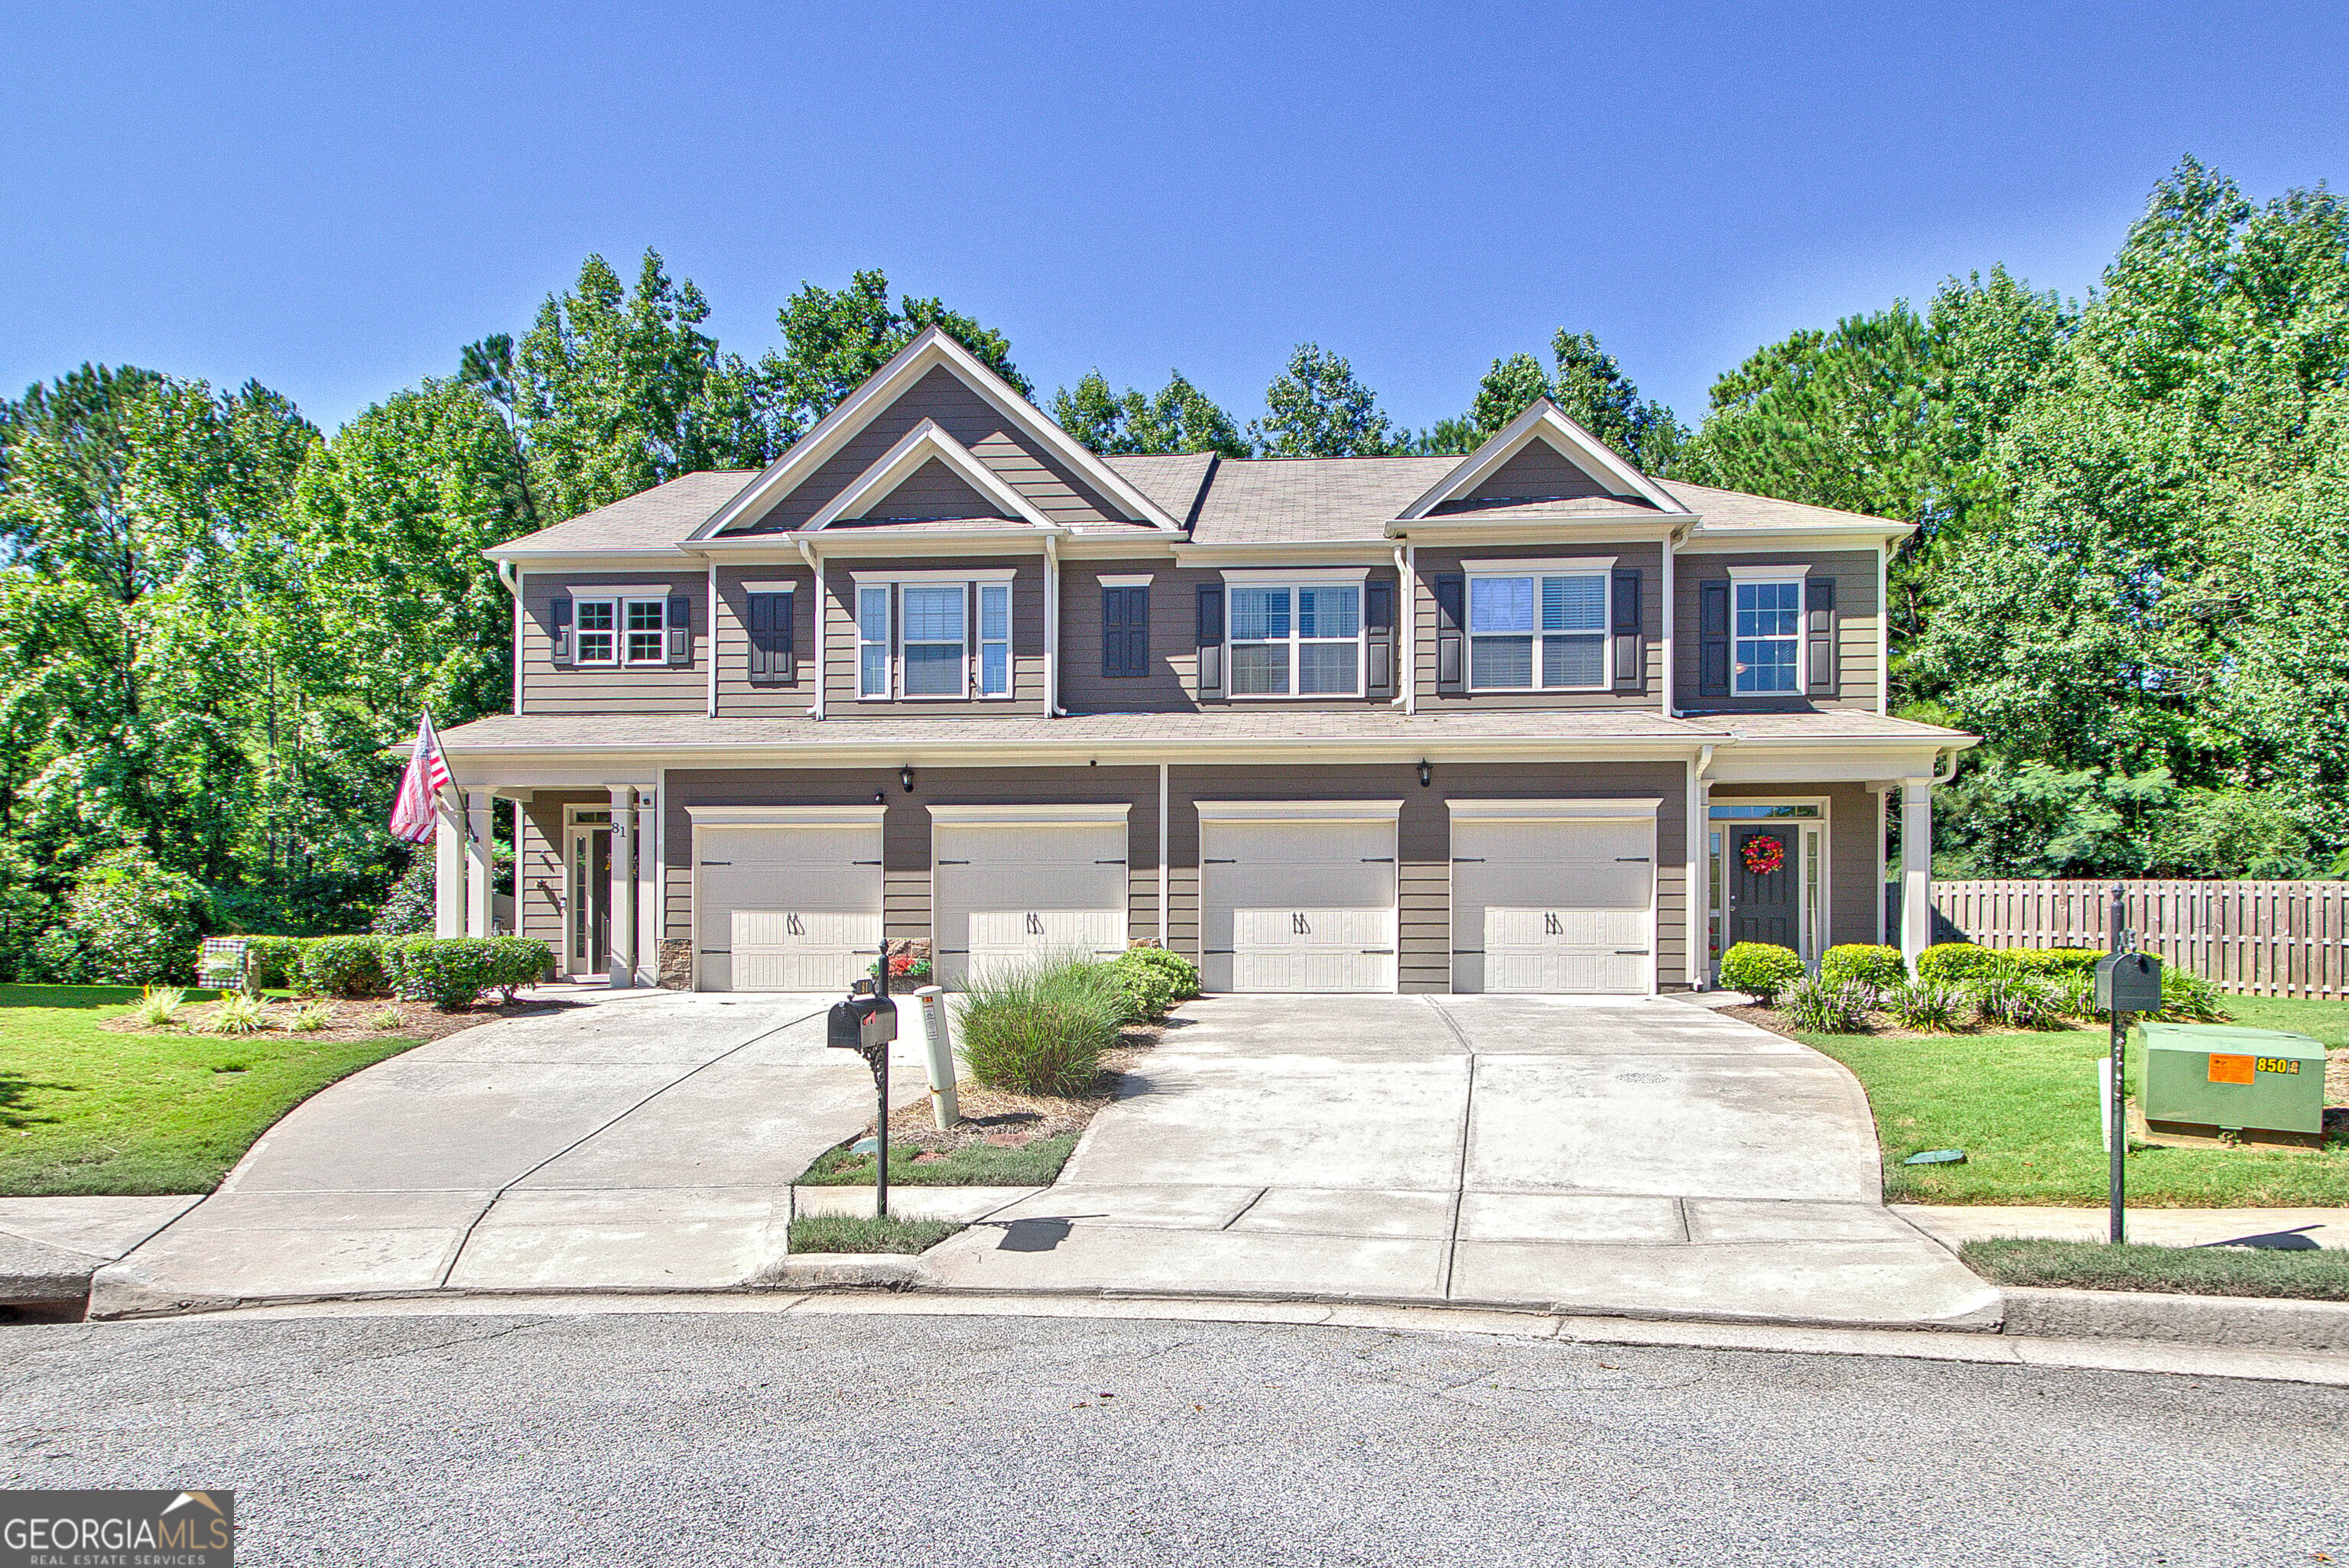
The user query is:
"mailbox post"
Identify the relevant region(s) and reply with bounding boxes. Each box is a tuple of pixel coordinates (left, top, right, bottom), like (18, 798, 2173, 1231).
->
(826, 943, 898, 1218)
(2093, 884, 2165, 1243)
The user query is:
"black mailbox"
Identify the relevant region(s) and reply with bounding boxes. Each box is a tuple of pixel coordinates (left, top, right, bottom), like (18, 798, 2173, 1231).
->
(2094, 950, 2164, 1012)
(827, 993, 898, 1051)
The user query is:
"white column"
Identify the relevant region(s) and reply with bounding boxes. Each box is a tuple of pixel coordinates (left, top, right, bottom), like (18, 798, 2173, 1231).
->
(606, 784, 637, 988)
(464, 790, 495, 937)
(635, 786, 661, 987)
(1686, 756, 1713, 989)
(434, 790, 465, 937)
(1900, 777, 1934, 966)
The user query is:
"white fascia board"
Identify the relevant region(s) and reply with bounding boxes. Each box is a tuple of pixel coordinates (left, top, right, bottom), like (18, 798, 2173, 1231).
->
(928, 802, 1133, 825)
(697, 530, 1061, 560)
(1171, 541, 1395, 566)
(1680, 524, 1914, 552)
(482, 547, 696, 567)
(1385, 518, 1685, 544)
(694, 327, 1181, 537)
(1399, 400, 1689, 520)
(1194, 799, 1405, 823)
(1704, 742, 1974, 786)
(1723, 563, 1811, 580)
(1446, 797, 1663, 821)
(685, 804, 889, 826)
(806, 419, 1054, 531)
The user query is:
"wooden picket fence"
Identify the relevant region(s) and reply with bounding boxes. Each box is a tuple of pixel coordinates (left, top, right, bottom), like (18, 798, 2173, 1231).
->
(1928, 879, 2349, 1000)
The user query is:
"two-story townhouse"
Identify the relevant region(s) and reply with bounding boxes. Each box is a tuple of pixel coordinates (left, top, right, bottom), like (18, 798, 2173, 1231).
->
(430, 326, 1975, 995)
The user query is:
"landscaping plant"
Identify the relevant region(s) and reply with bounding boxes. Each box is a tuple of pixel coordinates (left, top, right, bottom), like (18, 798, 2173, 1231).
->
(1105, 951, 1181, 1021)
(1885, 980, 1961, 1032)
(366, 1006, 403, 1030)
(132, 985, 187, 1027)
(388, 937, 503, 1011)
(2007, 947, 2106, 979)
(1914, 943, 2014, 986)
(1777, 975, 1871, 1034)
(1118, 944, 1201, 1001)
(486, 936, 550, 1001)
(244, 935, 303, 990)
(288, 1002, 334, 1033)
(955, 954, 1125, 1096)
(34, 851, 203, 986)
(203, 992, 270, 1035)
(299, 935, 393, 998)
(2155, 966, 2228, 1021)
(1819, 943, 1905, 1000)
(1719, 941, 1805, 1005)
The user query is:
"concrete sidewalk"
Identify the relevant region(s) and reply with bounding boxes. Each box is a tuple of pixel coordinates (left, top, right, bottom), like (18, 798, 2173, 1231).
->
(90, 992, 931, 1317)
(921, 995, 2001, 1329)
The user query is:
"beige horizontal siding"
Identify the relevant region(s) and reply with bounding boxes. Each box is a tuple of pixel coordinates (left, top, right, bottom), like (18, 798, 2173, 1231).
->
(518, 570, 707, 716)
(1412, 541, 1665, 711)
(713, 564, 816, 716)
(1674, 550, 1881, 711)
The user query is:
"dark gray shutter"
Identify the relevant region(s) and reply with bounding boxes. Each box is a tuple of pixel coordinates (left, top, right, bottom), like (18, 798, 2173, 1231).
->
(551, 595, 573, 667)
(1433, 573, 1465, 693)
(1103, 586, 1148, 678)
(749, 592, 794, 686)
(1805, 575, 1837, 695)
(667, 594, 691, 665)
(1611, 568, 1643, 690)
(1698, 579, 1731, 696)
(1365, 578, 1395, 699)
(1195, 584, 1224, 697)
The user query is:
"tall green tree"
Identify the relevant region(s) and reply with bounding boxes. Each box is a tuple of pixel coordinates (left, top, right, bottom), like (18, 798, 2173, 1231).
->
(1249, 343, 1402, 456)
(1051, 369, 1247, 456)
(1420, 332, 1685, 470)
(768, 268, 1027, 432)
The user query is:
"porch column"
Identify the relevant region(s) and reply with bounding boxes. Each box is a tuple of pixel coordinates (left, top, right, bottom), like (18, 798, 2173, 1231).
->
(464, 790, 495, 937)
(634, 787, 661, 987)
(606, 784, 637, 988)
(1900, 777, 1934, 966)
(434, 789, 465, 938)
(1686, 762, 1714, 989)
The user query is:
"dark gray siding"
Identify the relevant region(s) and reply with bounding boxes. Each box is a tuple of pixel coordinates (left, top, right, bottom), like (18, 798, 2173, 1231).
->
(1461, 441, 1610, 502)
(518, 570, 707, 715)
(713, 564, 816, 716)
(1411, 541, 1665, 711)
(1675, 550, 1881, 712)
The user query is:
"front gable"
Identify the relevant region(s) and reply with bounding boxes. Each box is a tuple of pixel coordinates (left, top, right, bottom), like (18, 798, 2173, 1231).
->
(805, 417, 1050, 529)
(1399, 400, 1690, 520)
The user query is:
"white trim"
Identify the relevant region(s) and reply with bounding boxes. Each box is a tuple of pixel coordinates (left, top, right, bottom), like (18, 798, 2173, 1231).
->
(1158, 761, 1170, 947)
(1217, 566, 1374, 585)
(1462, 564, 1613, 694)
(564, 583, 675, 597)
(1876, 542, 1891, 718)
(1708, 794, 1832, 969)
(512, 569, 526, 717)
(807, 418, 1054, 531)
(1678, 524, 1912, 553)
(1725, 571, 1809, 698)
(1097, 573, 1154, 589)
(693, 326, 1180, 537)
(1724, 563, 1812, 580)
(1194, 798, 1403, 823)
(1659, 536, 1675, 715)
(1445, 797, 1662, 822)
(1400, 544, 1418, 715)
(685, 804, 889, 826)
(849, 566, 1019, 586)
(705, 564, 717, 718)
(926, 802, 1133, 826)
(807, 545, 827, 720)
(739, 579, 801, 593)
(1399, 399, 1689, 520)
(1459, 557, 1616, 573)
(1224, 578, 1369, 700)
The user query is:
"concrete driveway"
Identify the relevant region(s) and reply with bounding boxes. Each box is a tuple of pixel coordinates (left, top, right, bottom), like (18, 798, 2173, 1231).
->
(922, 995, 2000, 1328)
(92, 992, 926, 1317)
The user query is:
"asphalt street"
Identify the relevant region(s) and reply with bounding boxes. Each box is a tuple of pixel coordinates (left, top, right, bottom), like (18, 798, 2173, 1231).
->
(5, 1308, 2345, 1566)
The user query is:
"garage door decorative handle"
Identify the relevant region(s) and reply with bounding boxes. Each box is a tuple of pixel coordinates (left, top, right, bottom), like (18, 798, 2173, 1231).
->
(1544, 913, 1561, 934)
(786, 914, 804, 935)
(1291, 913, 1311, 933)
(1026, 912, 1045, 935)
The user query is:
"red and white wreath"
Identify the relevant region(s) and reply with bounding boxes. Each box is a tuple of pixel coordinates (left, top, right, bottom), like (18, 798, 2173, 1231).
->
(1741, 836, 1785, 876)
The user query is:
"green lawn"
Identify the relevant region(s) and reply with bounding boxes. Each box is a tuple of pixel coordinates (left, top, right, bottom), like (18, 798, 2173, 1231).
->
(798, 1133, 1077, 1188)
(0, 984, 424, 1196)
(1963, 1237, 2349, 1300)
(787, 1213, 963, 1254)
(1799, 996, 2348, 1208)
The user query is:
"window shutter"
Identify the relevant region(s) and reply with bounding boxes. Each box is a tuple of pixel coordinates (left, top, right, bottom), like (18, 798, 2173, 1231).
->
(777, 591, 796, 683)
(1195, 584, 1224, 697)
(1365, 578, 1395, 699)
(1805, 575, 1838, 696)
(551, 596, 573, 668)
(748, 592, 794, 687)
(667, 594, 691, 666)
(1433, 573, 1465, 693)
(1611, 568, 1643, 690)
(1103, 586, 1149, 678)
(1698, 579, 1731, 696)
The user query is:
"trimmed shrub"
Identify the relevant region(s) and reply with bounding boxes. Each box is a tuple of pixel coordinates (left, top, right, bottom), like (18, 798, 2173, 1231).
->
(1105, 952, 1181, 1022)
(299, 935, 392, 998)
(955, 955, 1125, 1096)
(387, 937, 500, 1011)
(1719, 942, 1805, 1005)
(372, 856, 436, 937)
(2008, 947, 2106, 979)
(245, 935, 303, 990)
(1819, 943, 1906, 996)
(1119, 944, 1201, 1001)
(1886, 980, 1961, 1031)
(1777, 975, 1871, 1034)
(2156, 966, 2229, 1022)
(486, 936, 551, 1002)
(40, 850, 203, 986)
(1915, 943, 2015, 985)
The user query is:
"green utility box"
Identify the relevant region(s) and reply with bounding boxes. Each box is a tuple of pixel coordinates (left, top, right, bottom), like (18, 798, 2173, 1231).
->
(2134, 1021, 2328, 1146)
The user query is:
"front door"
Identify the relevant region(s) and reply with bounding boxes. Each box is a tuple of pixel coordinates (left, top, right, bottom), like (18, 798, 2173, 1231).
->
(1727, 826, 1798, 950)
(567, 827, 611, 977)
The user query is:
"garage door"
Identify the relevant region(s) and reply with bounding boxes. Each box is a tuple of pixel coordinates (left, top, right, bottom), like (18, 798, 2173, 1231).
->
(690, 808, 885, 992)
(1198, 803, 1399, 994)
(1449, 801, 1657, 995)
(932, 806, 1131, 987)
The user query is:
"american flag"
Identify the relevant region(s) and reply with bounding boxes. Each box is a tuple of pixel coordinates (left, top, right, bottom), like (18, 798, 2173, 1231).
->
(388, 711, 453, 843)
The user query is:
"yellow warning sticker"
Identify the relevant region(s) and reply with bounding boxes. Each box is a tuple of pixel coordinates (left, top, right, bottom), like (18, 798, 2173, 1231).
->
(2254, 1057, 2301, 1075)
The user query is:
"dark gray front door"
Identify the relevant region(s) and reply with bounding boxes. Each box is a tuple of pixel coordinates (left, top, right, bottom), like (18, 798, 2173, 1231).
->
(1728, 826, 1798, 950)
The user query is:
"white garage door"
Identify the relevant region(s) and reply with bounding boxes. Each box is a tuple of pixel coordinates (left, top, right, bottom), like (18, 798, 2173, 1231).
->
(1449, 803, 1656, 995)
(932, 807, 1131, 987)
(692, 810, 884, 992)
(1199, 805, 1399, 994)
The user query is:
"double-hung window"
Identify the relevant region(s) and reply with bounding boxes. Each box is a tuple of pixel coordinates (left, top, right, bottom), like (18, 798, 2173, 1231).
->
(1229, 583, 1360, 696)
(573, 596, 669, 666)
(1467, 566, 1609, 690)
(854, 573, 1015, 700)
(1733, 579, 1803, 693)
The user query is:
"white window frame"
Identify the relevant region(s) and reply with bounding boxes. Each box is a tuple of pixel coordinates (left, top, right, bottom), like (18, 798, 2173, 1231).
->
(898, 583, 970, 700)
(1726, 563, 1810, 696)
(850, 568, 1019, 703)
(621, 596, 669, 666)
(1219, 570, 1368, 700)
(1461, 557, 1615, 693)
(574, 596, 619, 666)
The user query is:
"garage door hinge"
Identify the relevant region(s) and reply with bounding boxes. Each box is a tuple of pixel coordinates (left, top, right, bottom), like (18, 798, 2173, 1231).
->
(699, 949, 731, 955)
(1095, 859, 1126, 865)
(854, 859, 882, 865)
(1204, 949, 1235, 955)
(1204, 857, 1237, 864)
(1616, 857, 1651, 863)
(699, 861, 731, 866)
(1360, 856, 1395, 863)
(1616, 949, 1651, 956)
(937, 859, 970, 865)
(1451, 949, 1485, 954)
(1360, 949, 1395, 954)
(1451, 856, 1484, 862)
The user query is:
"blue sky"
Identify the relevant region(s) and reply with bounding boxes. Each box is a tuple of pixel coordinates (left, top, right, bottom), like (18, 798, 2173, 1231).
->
(5, 2, 2347, 441)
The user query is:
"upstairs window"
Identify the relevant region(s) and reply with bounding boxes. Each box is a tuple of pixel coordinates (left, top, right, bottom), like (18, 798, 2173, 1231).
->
(853, 573, 1015, 700)
(1468, 570, 1607, 690)
(575, 599, 617, 664)
(902, 586, 966, 696)
(1734, 579, 1803, 693)
(978, 583, 1010, 696)
(573, 596, 671, 666)
(1230, 584, 1360, 696)
(858, 587, 891, 697)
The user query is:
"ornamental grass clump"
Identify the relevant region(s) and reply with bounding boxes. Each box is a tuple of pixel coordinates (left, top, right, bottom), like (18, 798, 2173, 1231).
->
(132, 986, 187, 1028)
(288, 1002, 334, 1033)
(954, 954, 1126, 1096)
(1776, 975, 1872, 1034)
(203, 992, 269, 1035)
(1885, 980, 1961, 1032)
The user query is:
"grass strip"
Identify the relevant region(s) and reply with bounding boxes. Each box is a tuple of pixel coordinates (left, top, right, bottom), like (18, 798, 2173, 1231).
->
(788, 1214, 963, 1255)
(798, 1133, 1078, 1188)
(1962, 1237, 2349, 1300)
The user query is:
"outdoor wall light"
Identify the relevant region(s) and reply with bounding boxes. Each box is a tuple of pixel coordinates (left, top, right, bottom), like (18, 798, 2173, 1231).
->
(1418, 759, 1431, 788)
(900, 765, 915, 794)
(872, 790, 885, 805)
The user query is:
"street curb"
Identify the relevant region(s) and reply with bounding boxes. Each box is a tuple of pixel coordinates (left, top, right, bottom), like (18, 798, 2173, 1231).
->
(2000, 1287, 2349, 1353)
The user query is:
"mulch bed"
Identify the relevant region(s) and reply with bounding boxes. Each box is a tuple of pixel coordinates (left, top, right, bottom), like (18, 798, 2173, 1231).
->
(101, 992, 590, 1046)
(853, 1022, 1166, 1157)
